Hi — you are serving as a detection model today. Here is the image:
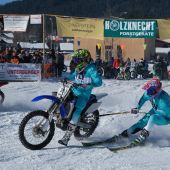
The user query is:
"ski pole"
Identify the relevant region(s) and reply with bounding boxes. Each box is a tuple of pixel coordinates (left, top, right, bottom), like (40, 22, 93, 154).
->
(99, 111, 130, 117)
(99, 111, 145, 117)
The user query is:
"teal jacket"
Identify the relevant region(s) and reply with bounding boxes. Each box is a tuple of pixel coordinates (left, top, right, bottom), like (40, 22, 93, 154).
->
(137, 90, 170, 118)
(68, 63, 102, 98)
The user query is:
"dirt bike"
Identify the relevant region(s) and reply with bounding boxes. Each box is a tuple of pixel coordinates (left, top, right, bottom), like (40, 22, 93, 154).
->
(116, 67, 131, 80)
(18, 80, 107, 150)
(130, 67, 152, 79)
(0, 81, 8, 104)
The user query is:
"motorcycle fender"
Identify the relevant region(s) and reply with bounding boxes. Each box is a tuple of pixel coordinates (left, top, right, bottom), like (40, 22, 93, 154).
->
(85, 102, 101, 113)
(96, 93, 108, 100)
(32, 95, 60, 103)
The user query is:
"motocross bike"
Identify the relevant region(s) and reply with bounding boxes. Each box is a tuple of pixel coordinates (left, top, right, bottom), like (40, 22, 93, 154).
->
(0, 81, 8, 104)
(130, 64, 153, 79)
(18, 80, 107, 150)
(116, 67, 131, 80)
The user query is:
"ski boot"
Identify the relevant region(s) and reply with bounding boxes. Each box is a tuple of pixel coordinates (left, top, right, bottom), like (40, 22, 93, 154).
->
(58, 123, 76, 146)
(131, 129, 149, 146)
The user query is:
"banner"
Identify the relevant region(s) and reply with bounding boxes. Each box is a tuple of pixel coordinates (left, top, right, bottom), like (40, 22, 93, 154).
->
(3, 15, 29, 32)
(157, 19, 170, 40)
(104, 19, 156, 38)
(30, 15, 42, 24)
(56, 16, 104, 40)
(0, 63, 41, 81)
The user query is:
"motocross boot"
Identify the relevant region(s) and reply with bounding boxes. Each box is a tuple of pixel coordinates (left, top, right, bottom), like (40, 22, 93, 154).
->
(58, 123, 76, 146)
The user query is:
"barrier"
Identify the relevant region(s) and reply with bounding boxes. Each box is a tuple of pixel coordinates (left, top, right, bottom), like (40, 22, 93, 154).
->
(0, 63, 41, 81)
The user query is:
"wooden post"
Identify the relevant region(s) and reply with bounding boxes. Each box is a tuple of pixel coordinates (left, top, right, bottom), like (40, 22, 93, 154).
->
(42, 14, 45, 79)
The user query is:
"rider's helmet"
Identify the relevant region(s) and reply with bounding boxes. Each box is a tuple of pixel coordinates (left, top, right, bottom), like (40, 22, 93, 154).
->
(142, 77, 162, 96)
(71, 49, 91, 72)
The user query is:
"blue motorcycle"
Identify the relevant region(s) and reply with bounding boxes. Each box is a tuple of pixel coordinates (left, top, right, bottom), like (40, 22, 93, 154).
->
(19, 80, 107, 150)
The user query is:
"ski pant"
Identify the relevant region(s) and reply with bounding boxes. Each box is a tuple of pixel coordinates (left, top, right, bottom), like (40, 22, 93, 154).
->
(70, 96, 89, 125)
(127, 108, 170, 134)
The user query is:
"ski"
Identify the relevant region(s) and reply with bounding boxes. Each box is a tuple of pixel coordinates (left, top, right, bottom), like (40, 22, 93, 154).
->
(108, 140, 144, 152)
(108, 144, 134, 152)
(82, 135, 122, 147)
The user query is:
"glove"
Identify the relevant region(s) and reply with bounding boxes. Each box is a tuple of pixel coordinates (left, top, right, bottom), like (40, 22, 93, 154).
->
(131, 108, 139, 114)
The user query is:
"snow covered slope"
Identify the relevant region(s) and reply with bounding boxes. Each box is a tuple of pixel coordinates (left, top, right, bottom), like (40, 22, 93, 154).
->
(1, 79, 170, 170)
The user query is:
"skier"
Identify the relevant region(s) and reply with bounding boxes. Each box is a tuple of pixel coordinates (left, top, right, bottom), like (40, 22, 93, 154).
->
(82, 77, 170, 148)
(58, 49, 102, 146)
(121, 77, 170, 145)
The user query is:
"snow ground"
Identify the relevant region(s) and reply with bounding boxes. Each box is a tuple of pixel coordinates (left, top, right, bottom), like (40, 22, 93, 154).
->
(1, 78, 170, 170)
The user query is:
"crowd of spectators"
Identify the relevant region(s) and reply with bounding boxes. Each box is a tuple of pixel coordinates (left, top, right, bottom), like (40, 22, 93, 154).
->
(0, 47, 43, 64)
(95, 55, 169, 80)
(0, 46, 65, 77)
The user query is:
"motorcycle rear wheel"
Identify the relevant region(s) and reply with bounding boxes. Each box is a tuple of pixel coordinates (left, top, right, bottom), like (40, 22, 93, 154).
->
(19, 110, 55, 150)
(74, 110, 99, 139)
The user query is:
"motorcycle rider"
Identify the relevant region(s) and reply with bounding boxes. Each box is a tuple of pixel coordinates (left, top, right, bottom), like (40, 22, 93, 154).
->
(120, 77, 170, 145)
(58, 49, 102, 146)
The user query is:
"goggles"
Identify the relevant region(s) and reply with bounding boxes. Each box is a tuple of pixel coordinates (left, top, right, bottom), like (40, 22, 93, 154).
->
(72, 57, 84, 64)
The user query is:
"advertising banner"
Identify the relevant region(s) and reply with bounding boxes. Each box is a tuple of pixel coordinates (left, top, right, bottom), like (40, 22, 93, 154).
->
(157, 19, 170, 40)
(30, 15, 42, 24)
(56, 16, 104, 40)
(3, 15, 29, 32)
(104, 19, 156, 38)
(0, 63, 41, 81)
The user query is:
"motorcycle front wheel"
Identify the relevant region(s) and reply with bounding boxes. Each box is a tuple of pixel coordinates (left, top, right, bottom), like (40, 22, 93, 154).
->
(74, 110, 99, 139)
(0, 90, 5, 104)
(62, 65, 67, 72)
(97, 67, 104, 76)
(130, 71, 137, 79)
(19, 110, 55, 150)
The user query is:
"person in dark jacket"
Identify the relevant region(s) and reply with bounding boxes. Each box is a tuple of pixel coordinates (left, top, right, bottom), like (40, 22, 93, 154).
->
(55, 50, 64, 77)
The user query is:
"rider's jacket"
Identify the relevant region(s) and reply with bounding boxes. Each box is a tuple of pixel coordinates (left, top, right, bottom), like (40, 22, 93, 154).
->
(68, 63, 102, 98)
(137, 90, 170, 118)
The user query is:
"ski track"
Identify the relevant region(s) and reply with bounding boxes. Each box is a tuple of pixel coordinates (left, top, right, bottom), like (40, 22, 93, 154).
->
(0, 80, 170, 170)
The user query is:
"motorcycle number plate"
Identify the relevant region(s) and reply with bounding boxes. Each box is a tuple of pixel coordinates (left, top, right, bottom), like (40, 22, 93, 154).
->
(57, 86, 70, 98)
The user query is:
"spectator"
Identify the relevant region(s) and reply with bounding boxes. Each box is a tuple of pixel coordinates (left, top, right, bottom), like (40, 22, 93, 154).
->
(55, 50, 64, 77)
(124, 57, 131, 72)
(153, 55, 168, 80)
(11, 52, 19, 64)
(113, 58, 120, 78)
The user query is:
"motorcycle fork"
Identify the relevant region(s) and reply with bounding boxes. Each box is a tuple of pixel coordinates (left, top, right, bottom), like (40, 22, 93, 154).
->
(47, 102, 61, 122)
(35, 103, 61, 131)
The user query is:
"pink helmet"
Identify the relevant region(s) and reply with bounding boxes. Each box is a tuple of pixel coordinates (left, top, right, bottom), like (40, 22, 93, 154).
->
(142, 77, 162, 95)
